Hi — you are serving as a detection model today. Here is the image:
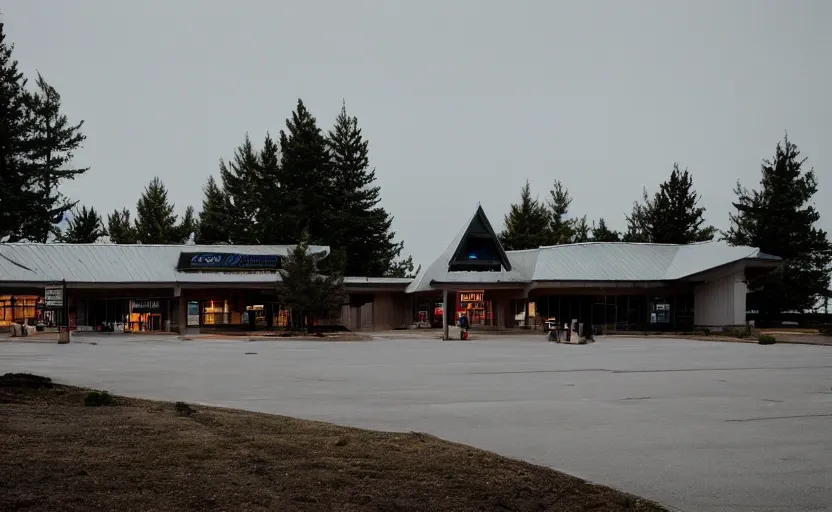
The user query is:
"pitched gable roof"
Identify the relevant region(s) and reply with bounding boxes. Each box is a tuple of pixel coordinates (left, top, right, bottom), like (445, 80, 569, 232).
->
(406, 207, 782, 293)
(447, 204, 512, 272)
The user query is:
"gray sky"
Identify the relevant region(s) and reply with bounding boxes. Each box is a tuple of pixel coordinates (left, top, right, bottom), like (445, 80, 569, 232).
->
(4, 0, 830, 268)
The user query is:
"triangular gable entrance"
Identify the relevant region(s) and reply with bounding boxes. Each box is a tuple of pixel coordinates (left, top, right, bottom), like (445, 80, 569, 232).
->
(448, 205, 512, 272)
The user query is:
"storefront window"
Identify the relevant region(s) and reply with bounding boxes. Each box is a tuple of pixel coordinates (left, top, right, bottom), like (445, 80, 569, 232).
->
(187, 301, 200, 327)
(273, 304, 290, 327)
(128, 299, 164, 332)
(459, 290, 492, 327)
(650, 297, 671, 324)
(202, 300, 230, 325)
(245, 304, 266, 325)
(0, 295, 40, 327)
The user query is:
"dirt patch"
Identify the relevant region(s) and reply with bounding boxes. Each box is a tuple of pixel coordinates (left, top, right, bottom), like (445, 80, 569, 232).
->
(0, 373, 666, 512)
(184, 332, 373, 342)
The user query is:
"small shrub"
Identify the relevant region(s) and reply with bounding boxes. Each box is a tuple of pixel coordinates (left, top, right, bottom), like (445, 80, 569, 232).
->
(819, 326, 832, 336)
(0, 373, 53, 389)
(175, 401, 195, 416)
(84, 390, 113, 407)
(758, 335, 776, 345)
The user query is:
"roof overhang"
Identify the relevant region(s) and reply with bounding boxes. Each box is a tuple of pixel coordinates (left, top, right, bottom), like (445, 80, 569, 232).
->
(343, 283, 410, 293)
(529, 280, 673, 290)
(679, 257, 782, 283)
(429, 280, 529, 290)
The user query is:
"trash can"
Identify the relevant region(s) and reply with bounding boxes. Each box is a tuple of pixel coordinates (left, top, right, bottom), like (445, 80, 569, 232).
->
(58, 327, 71, 344)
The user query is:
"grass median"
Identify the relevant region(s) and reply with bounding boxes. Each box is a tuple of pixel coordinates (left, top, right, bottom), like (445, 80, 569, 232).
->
(0, 373, 666, 512)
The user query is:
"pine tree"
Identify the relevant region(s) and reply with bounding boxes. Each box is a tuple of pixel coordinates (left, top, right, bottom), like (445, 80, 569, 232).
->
(624, 164, 715, 243)
(0, 22, 34, 242)
(546, 180, 576, 244)
(386, 255, 421, 278)
(219, 134, 261, 244)
(326, 101, 403, 276)
(591, 218, 621, 242)
(195, 175, 231, 244)
(21, 73, 88, 242)
(499, 181, 552, 250)
(106, 208, 137, 244)
(723, 135, 832, 319)
(572, 215, 591, 242)
(177, 205, 198, 244)
(279, 99, 332, 245)
(278, 230, 346, 331)
(134, 177, 181, 244)
(623, 188, 652, 242)
(59, 205, 106, 243)
(255, 133, 284, 244)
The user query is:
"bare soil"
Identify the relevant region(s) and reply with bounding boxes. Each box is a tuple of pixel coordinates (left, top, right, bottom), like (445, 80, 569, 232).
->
(0, 373, 666, 512)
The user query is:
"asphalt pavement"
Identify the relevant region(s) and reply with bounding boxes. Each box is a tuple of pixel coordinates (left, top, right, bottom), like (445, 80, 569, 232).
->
(1, 335, 831, 512)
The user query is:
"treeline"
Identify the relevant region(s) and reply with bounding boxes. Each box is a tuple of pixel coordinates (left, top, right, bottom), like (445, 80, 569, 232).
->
(96, 100, 415, 277)
(499, 164, 715, 248)
(0, 22, 414, 278)
(499, 137, 831, 319)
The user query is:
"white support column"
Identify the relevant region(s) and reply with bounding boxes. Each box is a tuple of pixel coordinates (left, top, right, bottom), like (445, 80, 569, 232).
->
(442, 289, 449, 340)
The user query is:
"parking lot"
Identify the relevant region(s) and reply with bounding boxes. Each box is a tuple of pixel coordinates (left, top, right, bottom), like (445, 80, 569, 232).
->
(2, 335, 831, 511)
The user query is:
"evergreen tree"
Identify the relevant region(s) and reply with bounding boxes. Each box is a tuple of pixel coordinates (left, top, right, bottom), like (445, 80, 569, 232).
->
(195, 175, 231, 244)
(255, 133, 284, 244)
(177, 205, 198, 244)
(279, 99, 332, 245)
(591, 218, 621, 242)
(723, 135, 832, 318)
(0, 23, 34, 242)
(134, 177, 181, 244)
(278, 230, 346, 331)
(385, 255, 421, 278)
(499, 181, 551, 250)
(326, 101, 403, 276)
(622, 188, 652, 242)
(546, 180, 576, 244)
(219, 134, 261, 244)
(624, 164, 715, 243)
(21, 73, 88, 242)
(572, 215, 591, 242)
(59, 205, 106, 243)
(107, 208, 137, 244)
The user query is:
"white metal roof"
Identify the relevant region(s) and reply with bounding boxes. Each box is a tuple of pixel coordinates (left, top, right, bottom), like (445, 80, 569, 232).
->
(0, 243, 329, 285)
(405, 207, 781, 293)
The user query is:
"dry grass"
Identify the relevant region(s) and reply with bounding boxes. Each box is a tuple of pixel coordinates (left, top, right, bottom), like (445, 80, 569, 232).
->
(0, 373, 666, 512)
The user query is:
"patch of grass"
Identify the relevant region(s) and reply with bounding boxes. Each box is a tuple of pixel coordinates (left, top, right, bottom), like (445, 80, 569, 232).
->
(758, 334, 777, 345)
(83, 390, 113, 407)
(174, 401, 194, 416)
(0, 373, 53, 389)
(1, 375, 670, 512)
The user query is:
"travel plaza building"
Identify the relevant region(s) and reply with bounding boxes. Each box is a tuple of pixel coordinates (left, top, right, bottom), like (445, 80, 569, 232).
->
(0, 206, 780, 335)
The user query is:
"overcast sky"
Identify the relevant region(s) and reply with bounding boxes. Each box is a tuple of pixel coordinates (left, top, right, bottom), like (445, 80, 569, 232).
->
(4, 0, 830, 267)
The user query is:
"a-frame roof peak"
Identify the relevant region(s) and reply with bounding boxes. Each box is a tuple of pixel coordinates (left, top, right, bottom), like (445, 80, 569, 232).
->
(448, 205, 512, 272)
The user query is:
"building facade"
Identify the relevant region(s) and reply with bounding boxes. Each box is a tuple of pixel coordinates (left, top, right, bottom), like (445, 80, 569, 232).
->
(407, 206, 781, 337)
(0, 206, 780, 335)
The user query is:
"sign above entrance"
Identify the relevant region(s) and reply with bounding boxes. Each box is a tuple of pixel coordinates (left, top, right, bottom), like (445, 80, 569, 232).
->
(460, 291, 484, 303)
(44, 286, 63, 308)
(177, 252, 282, 271)
(131, 299, 161, 312)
